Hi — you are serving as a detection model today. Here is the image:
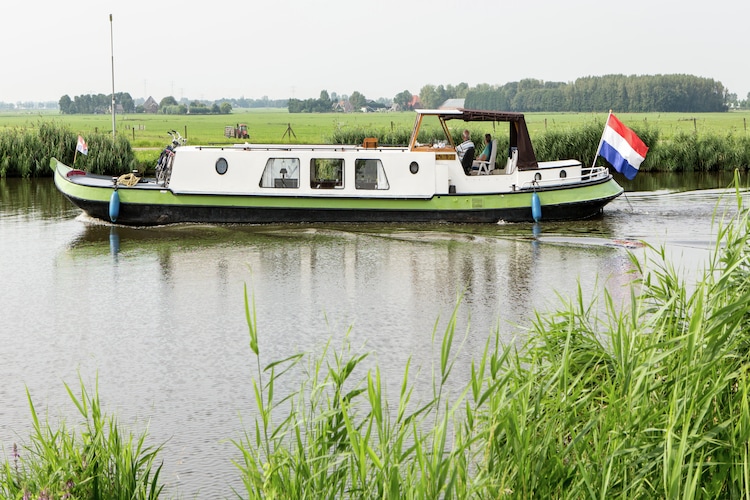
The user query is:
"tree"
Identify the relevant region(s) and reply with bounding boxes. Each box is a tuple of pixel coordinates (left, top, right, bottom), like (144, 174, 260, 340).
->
(59, 95, 72, 114)
(349, 91, 366, 110)
(419, 85, 440, 109)
(159, 96, 178, 109)
(393, 90, 413, 110)
(451, 82, 470, 98)
(117, 92, 135, 113)
(287, 91, 336, 113)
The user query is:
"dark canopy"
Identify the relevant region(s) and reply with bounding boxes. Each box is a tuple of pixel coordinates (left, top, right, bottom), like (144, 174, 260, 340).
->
(445, 109, 539, 170)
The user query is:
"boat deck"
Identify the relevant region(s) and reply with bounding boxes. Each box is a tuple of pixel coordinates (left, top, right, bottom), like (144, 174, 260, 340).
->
(65, 170, 163, 189)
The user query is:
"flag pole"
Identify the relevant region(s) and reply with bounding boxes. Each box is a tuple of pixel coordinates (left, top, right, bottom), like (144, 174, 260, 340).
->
(110, 14, 116, 139)
(591, 109, 612, 168)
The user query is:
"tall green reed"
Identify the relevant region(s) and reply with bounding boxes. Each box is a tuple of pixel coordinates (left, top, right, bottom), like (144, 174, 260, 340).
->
(473, 171, 750, 497)
(233, 283, 477, 498)
(234, 172, 750, 498)
(648, 131, 750, 172)
(0, 122, 135, 177)
(1, 375, 164, 500)
(329, 126, 412, 146)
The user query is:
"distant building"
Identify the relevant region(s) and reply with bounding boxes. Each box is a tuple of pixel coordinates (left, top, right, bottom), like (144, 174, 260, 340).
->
(143, 96, 159, 114)
(390, 95, 422, 112)
(333, 100, 354, 112)
(439, 98, 465, 110)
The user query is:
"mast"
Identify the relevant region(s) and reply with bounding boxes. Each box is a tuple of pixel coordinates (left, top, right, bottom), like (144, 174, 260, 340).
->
(110, 14, 116, 139)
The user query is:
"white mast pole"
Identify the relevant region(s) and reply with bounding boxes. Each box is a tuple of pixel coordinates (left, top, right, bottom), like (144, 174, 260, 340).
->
(591, 110, 612, 168)
(110, 14, 116, 139)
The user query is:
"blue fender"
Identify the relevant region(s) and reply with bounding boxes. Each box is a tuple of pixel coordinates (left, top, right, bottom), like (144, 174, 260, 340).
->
(109, 190, 120, 222)
(531, 192, 542, 222)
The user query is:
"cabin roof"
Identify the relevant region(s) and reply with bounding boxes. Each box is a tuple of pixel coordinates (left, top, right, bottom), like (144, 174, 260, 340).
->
(411, 108, 538, 169)
(415, 108, 528, 122)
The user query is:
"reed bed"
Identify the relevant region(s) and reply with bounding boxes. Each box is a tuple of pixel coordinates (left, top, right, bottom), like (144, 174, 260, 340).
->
(0, 122, 134, 177)
(234, 174, 750, 498)
(1, 118, 749, 177)
(1, 376, 164, 500)
(329, 126, 412, 147)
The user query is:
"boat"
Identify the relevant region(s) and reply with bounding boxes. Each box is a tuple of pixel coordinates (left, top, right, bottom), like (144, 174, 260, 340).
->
(51, 108, 623, 226)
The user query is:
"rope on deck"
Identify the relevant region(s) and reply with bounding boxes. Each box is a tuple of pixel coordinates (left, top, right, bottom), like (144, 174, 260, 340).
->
(117, 173, 141, 186)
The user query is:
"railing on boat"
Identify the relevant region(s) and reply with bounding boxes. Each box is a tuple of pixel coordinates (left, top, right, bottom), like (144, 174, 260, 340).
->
(516, 166, 611, 191)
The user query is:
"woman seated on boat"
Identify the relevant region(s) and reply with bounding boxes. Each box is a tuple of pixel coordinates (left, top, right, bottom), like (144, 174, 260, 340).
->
(455, 129, 475, 175)
(475, 134, 492, 162)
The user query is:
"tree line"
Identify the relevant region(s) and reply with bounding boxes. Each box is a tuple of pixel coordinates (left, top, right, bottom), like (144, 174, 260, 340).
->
(288, 75, 733, 114)
(58, 94, 233, 115)
(463, 74, 728, 112)
(59, 93, 136, 114)
(155, 96, 232, 115)
(287, 90, 390, 113)
(52, 73, 742, 115)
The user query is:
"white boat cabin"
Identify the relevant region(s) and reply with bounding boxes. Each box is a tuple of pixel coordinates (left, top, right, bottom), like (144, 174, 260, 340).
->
(164, 109, 608, 198)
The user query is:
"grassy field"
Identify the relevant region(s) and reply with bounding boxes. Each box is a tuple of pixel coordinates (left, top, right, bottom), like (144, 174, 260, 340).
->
(0, 108, 414, 147)
(3, 109, 750, 148)
(2, 109, 749, 176)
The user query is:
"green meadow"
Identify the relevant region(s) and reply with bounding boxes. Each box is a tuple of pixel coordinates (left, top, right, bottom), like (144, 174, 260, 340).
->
(3, 109, 750, 146)
(1, 109, 749, 176)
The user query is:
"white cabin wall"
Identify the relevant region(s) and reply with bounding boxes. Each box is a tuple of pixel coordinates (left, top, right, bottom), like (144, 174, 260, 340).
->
(169, 148, 264, 195)
(168, 147, 440, 198)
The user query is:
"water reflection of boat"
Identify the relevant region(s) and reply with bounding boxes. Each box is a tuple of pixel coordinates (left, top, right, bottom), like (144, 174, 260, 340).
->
(52, 109, 623, 226)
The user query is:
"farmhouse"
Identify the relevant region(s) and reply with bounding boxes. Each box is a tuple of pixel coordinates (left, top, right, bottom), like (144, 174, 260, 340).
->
(143, 96, 159, 114)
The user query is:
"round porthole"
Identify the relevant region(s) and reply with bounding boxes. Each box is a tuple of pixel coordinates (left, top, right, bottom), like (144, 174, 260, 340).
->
(559, 170, 567, 179)
(409, 161, 419, 174)
(534, 172, 542, 181)
(216, 157, 228, 175)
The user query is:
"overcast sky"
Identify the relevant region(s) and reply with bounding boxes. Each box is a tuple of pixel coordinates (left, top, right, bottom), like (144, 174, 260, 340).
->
(2, 0, 748, 104)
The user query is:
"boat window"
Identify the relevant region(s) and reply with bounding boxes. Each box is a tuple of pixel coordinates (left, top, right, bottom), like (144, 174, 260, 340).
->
(355, 159, 389, 190)
(215, 157, 228, 175)
(259, 158, 300, 188)
(310, 158, 343, 189)
(414, 114, 451, 148)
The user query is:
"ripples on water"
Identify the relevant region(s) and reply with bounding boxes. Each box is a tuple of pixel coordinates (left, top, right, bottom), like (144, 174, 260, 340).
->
(0, 177, 748, 497)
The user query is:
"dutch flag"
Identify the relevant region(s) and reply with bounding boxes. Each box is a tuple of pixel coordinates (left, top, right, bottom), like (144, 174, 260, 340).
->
(596, 113, 648, 180)
(76, 135, 88, 156)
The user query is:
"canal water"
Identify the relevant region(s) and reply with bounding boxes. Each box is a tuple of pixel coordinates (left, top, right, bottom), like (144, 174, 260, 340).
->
(0, 172, 747, 498)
